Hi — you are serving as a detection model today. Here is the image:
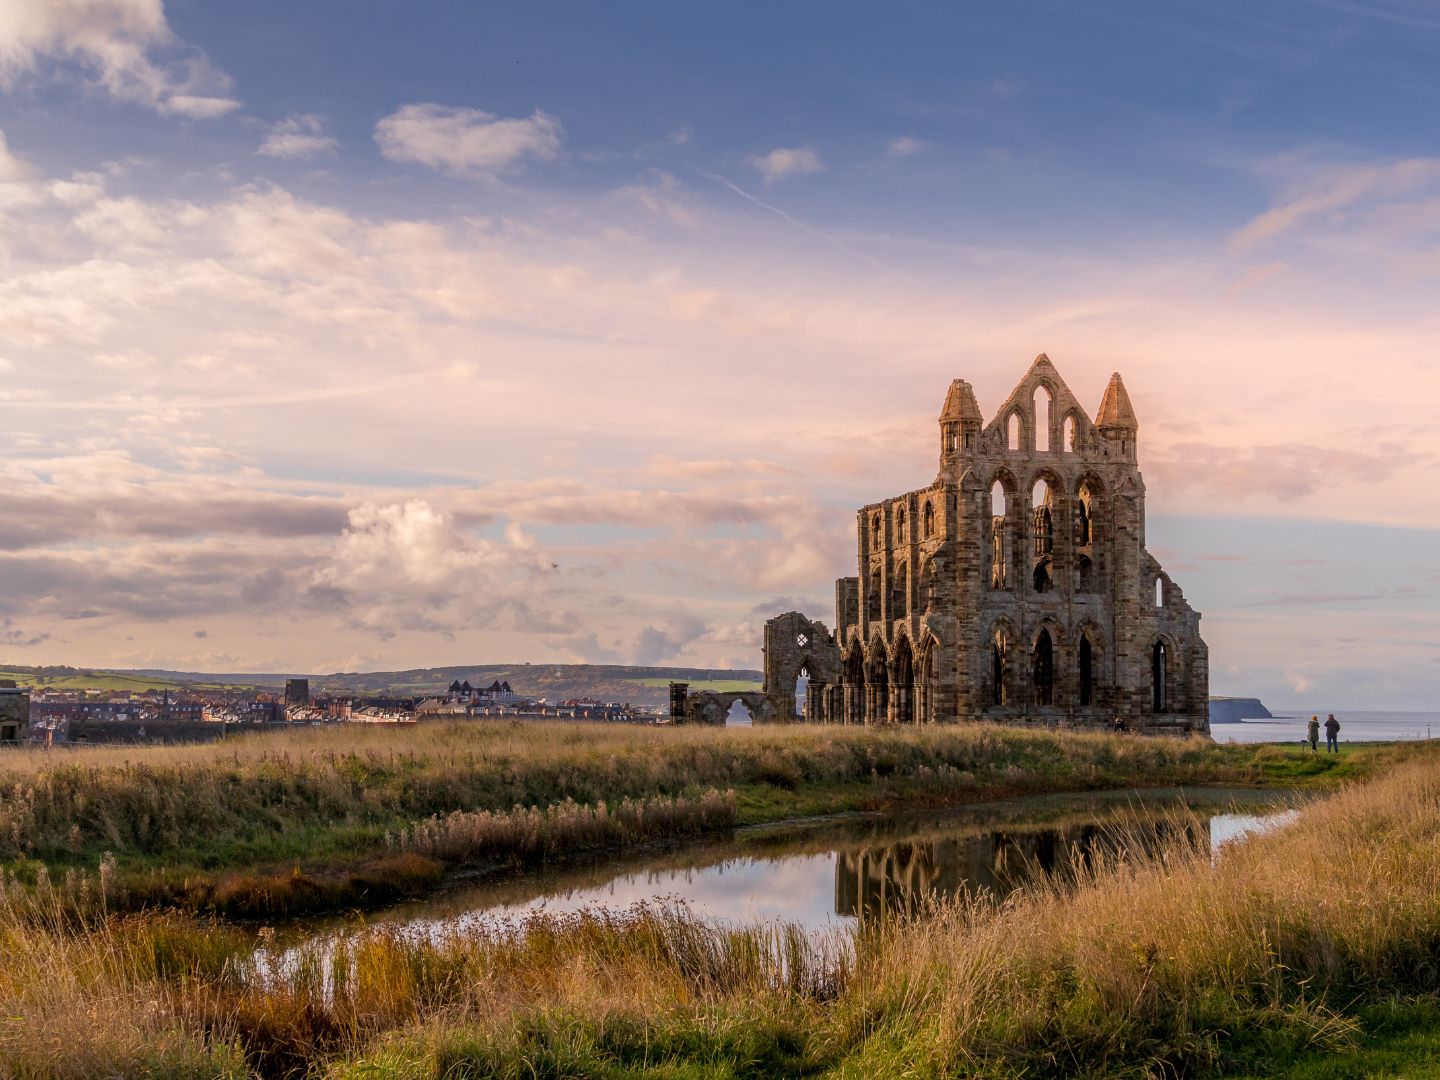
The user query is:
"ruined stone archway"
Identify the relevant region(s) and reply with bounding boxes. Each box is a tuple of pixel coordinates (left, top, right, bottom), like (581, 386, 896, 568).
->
(1148, 633, 1183, 715)
(988, 617, 1017, 708)
(762, 611, 840, 721)
(891, 635, 915, 724)
(679, 690, 774, 726)
(1033, 628, 1055, 707)
(842, 639, 865, 724)
(865, 639, 890, 724)
(916, 635, 940, 724)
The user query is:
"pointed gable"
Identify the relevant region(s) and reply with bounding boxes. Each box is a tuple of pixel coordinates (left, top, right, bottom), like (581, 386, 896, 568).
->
(981, 353, 1097, 449)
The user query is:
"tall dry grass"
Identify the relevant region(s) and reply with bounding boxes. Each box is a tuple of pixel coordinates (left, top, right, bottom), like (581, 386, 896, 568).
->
(0, 746, 1434, 1077)
(388, 788, 735, 862)
(317, 748, 1440, 1076)
(0, 719, 1259, 873)
(0, 870, 250, 1079)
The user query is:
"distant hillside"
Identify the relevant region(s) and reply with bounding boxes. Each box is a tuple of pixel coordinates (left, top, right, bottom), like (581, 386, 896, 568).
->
(0, 665, 257, 693)
(116, 663, 764, 706)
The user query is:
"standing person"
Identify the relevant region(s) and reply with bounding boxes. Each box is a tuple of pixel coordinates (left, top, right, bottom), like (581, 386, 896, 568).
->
(1307, 715, 1320, 752)
(1325, 713, 1341, 753)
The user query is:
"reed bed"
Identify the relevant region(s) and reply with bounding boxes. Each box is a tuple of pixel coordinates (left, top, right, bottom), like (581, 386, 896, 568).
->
(0, 746, 1434, 1078)
(387, 788, 736, 863)
(0, 719, 1270, 873)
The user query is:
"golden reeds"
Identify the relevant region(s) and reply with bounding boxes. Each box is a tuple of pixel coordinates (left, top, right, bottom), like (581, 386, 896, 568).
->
(0, 719, 1262, 872)
(0, 745, 1435, 1077)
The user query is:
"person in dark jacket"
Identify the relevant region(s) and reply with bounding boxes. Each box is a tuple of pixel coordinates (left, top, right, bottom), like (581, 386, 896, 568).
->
(1307, 715, 1320, 752)
(1324, 713, 1341, 753)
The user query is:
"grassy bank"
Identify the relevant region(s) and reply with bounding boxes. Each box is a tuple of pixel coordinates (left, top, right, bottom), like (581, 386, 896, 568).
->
(0, 741, 1435, 1077)
(0, 721, 1378, 915)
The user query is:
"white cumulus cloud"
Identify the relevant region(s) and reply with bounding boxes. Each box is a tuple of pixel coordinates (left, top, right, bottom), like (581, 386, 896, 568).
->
(886, 135, 926, 158)
(0, 0, 239, 117)
(258, 113, 338, 159)
(0, 128, 34, 181)
(748, 145, 823, 184)
(374, 103, 562, 177)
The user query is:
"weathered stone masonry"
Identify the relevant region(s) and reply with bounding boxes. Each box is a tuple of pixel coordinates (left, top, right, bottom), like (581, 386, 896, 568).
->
(745, 354, 1208, 734)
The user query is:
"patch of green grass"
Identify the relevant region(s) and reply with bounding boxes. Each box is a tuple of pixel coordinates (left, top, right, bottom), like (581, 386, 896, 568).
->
(1226, 999, 1440, 1079)
(0, 668, 197, 692)
(631, 678, 762, 692)
(1243, 742, 1375, 785)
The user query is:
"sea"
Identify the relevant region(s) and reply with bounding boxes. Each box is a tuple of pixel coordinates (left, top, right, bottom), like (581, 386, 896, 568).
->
(1210, 710, 1440, 745)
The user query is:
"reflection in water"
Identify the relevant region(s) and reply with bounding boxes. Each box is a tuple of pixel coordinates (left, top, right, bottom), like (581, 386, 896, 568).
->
(272, 790, 1299, 970)
(834, 818, 1210, 922)
(255, 800, 1297, 997)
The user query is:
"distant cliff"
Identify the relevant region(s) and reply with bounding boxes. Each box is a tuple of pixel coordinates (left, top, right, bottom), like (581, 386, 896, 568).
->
(1208, 697, 1273, 724)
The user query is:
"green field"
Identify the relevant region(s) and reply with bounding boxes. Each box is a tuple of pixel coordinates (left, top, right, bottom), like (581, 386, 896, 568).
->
(0, 668, 193, 692)
(0, 668, 265, 693)
(631, 677, 762, 692)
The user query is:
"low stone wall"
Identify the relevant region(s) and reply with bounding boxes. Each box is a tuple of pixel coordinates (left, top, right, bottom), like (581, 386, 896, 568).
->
(67, 719, 231, 745)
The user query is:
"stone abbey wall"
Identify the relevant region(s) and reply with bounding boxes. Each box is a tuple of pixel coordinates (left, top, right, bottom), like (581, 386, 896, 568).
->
(754, 354, 1209, 734)
(0, 680, 29, 743)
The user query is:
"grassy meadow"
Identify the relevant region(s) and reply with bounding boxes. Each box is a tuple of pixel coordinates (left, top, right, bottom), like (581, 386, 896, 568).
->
(631, 677, 763, 692)
(0, 720, 1367, 916)
(0, 736, 1435, 1077)
(0, 668, 194, 692)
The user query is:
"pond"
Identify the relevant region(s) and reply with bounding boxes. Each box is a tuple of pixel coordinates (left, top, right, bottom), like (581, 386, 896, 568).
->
(302, 787, 1298, 944)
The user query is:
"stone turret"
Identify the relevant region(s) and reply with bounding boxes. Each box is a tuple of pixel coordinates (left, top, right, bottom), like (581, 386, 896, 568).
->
(939, 378, 983, 459)
(1096, 372, 1138, 462)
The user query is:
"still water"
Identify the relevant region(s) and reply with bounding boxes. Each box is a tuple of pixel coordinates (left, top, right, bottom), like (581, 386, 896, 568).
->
(322, 788, 1296, 941)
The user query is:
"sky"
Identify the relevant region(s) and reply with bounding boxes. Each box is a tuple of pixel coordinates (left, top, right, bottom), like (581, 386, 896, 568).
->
(0, 1, 1438, 707)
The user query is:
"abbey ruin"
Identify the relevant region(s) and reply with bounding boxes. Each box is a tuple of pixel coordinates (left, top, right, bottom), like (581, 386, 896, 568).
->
(676, 354, 1208, 733)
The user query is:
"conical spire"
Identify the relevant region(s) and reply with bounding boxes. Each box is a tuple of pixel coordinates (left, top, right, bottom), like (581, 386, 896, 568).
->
(1096, 372, 1138, 430)
(939, 379, 983, 422)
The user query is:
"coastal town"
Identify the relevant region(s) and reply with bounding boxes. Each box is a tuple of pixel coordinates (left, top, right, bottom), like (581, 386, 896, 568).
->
(1, 675, 651, 746)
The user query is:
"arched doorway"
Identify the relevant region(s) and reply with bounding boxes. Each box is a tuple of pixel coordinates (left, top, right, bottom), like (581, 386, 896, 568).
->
(1078, 635, 1094, 707)
(917, 637, 938, 724)
(793, 661, 811, 722)
(866, 644, 890, 724)
(724, 700, 753, 727)
(1152, 640, 1168, 712)
(843, 645, 864, 725)
(892, 637, 915, 724)
(990, 627, 1009, 706)
(1033, 628, 1055, 707)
